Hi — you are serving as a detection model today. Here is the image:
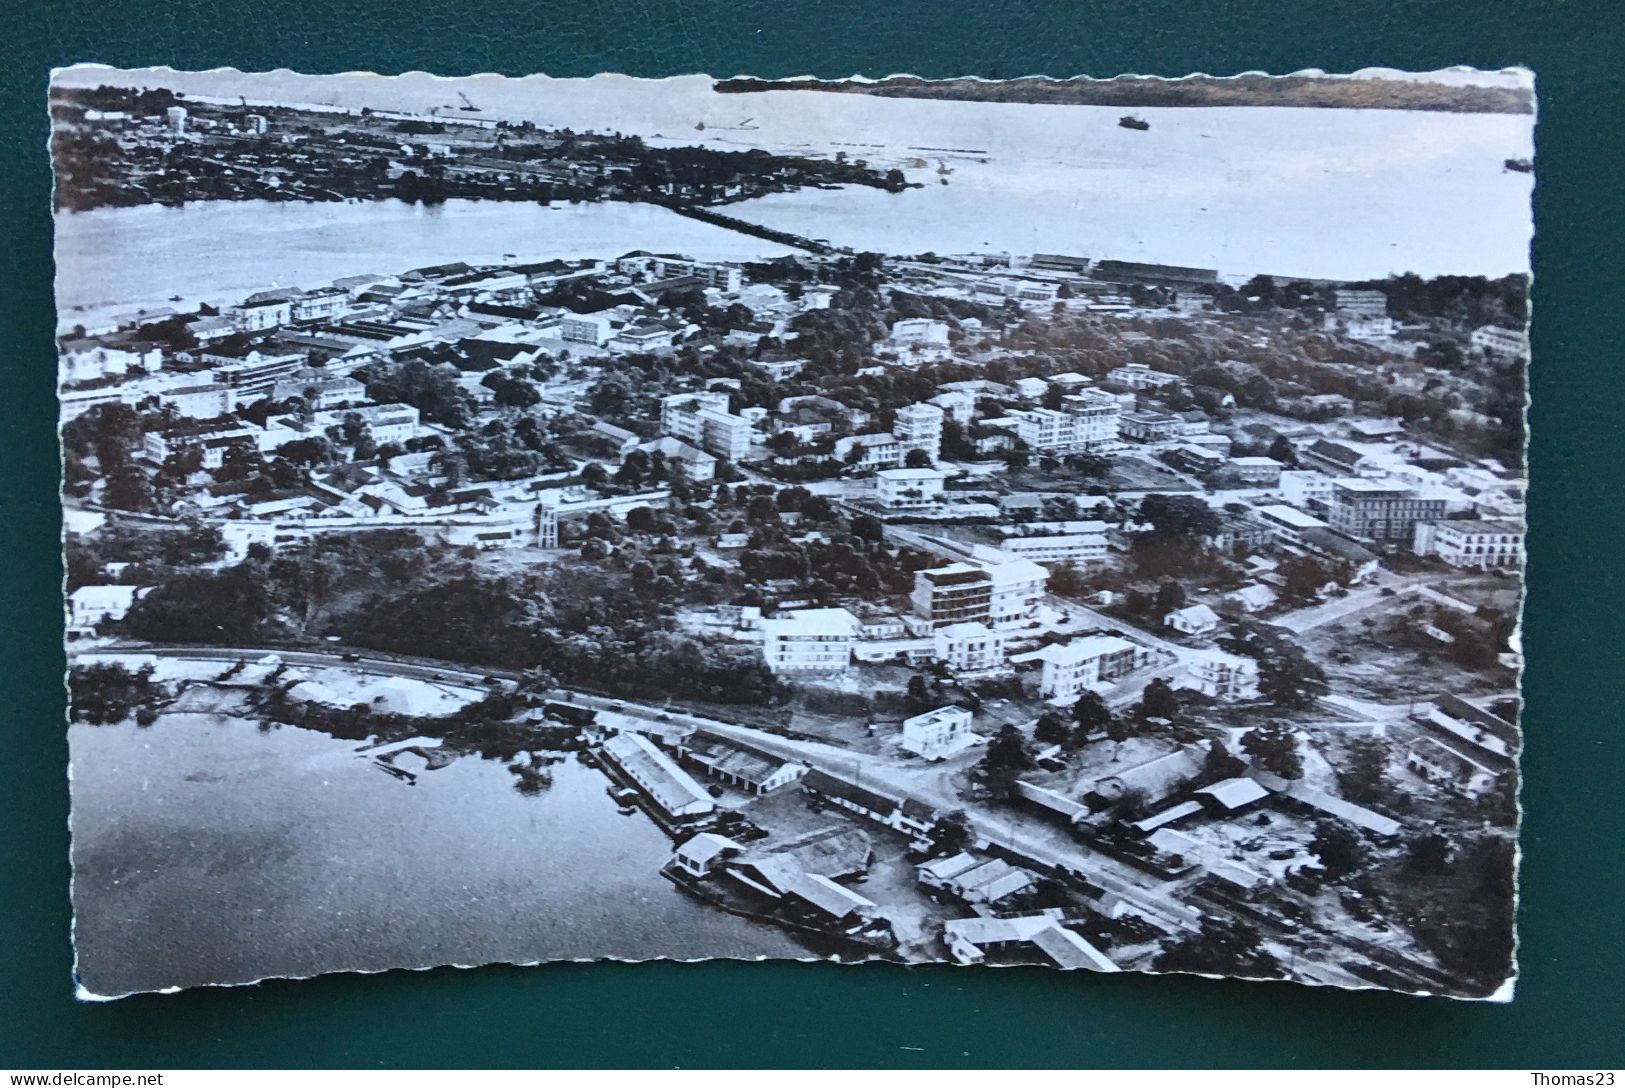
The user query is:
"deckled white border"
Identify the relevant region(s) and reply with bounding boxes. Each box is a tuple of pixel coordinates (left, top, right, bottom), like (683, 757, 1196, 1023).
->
(51, 63, 1533, 1003)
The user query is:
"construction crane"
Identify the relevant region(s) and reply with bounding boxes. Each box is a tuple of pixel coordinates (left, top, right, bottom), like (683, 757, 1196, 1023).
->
(458, 92, 482, 112)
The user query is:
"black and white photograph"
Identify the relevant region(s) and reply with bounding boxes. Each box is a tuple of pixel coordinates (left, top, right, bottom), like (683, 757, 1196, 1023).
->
(52, 65, 1531, 1002)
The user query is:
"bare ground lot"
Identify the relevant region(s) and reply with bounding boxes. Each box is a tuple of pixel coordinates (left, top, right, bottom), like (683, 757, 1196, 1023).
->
(1301, 613, 1511, 702)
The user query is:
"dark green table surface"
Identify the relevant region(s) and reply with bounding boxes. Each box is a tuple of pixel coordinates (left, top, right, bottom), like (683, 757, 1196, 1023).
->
(4, 0, 1621, 1069)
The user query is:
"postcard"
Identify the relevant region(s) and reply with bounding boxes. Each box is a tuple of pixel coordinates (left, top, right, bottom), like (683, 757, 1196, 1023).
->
(53, 65, 1530, 1000)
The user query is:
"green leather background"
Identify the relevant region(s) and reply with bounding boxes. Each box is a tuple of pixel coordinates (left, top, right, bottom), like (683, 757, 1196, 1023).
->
(4, 0, 1621, 1069)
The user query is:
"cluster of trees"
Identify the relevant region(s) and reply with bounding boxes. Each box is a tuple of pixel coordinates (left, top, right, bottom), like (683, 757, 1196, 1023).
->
(69, 662, 161, 726)
(1220, 622, 1330, 709)
(1152, 916, 1282, 981)
(972, 723, 1037, 800)
(1034, 691, 1120, 751)
(123, 530, 444, 644)
(358, 358, 476, 427)
(1131, 494, 1222, 577)
(432, 417, 572, 485)
(345, 566, 782, 707)
(64, 522, 225, 593)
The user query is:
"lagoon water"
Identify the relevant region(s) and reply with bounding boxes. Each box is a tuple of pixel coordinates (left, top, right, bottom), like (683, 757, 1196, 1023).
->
(52, 199, 800, 332)
(52, 69, 1535, 331)
(70, 714, 802, 997)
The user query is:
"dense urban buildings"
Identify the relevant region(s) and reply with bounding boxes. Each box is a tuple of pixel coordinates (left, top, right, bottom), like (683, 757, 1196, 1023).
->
(54, 69, 1528, 1001)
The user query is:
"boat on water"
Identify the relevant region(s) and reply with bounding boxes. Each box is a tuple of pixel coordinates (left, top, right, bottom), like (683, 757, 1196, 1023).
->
(1118, 115, 1150, 131)
(1504, 158, 1533, 174)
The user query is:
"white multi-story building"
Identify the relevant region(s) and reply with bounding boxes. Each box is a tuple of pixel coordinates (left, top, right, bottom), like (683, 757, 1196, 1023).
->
(909, 557, 1049, 629)
(622, 256, 742, 294)
(143, 425, 259, 469)
(311, 403, 423, 445)
(892, 402, 945, 463)
(211, 351, 307, 395)
(875, 467, 946, 508)
(59, 343, 162, 385)
(1413, 519, 1525, 569)
(997, 522, 1108, 565)
(1255, 503, 1329, 547)
(929, 390, 976, 425)
(933, 621, 1007, 673)
(760, 608, 859, 674)
(1012, 635, 1146, 702)
(1326, 478, 1449, 544)
(561, 312, 615, 345)
(1009, 389, 1120, 453)
(985, 557, 1050, 626)
(1185, 649, 1260, 701)
(271, 373, 369, 410)
(835, 433, 904, 471)
(1470, 324, 1528, 360)
(228, 293, 296, 332)
(159, 383, 236, 420)
(662, 391, 754, 462)
(291, 289, 351, 323)
(900, 705, 976, 761)
(1334, 289, 1389, 318)
(66, 585, 148, 633)
(1278, 469, 1336, 513)
(882, 318, 952, 365)
(1105, 362, 1181, 392)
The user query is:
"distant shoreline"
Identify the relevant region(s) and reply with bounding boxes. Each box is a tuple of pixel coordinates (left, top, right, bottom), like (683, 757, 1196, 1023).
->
(713, 74, 1534, 115)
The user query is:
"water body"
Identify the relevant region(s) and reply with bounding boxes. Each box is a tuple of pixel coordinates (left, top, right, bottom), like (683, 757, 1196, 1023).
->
(53, 68, 1534, 293)
(53, 199, 799, 332)
(70, 714, 802, 998)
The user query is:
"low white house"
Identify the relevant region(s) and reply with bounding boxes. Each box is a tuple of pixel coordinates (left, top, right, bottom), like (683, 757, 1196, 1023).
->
(900, 705, 976, 761)
(1225, 583, 1279, 613)
(66, 585, 147, 634)
(875, 467, 946, 508)
(1012, 635, 1146, 702)
(671, 832, 742, 877)
(1164, 603, 1221, 635)
(1405, 737, 1501, 799)
(1184, 649, 1260, 701)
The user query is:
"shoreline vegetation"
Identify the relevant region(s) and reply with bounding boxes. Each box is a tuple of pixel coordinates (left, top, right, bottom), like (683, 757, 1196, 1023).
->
(49, 84, 915, 215)
(712, 74, 1534, 115)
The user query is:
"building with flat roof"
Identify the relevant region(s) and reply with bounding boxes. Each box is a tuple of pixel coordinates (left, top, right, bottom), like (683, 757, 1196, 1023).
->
(933, 621, 1007, 672)
(900, 705, 976, 761)
(834, 432, 904, 471)
(996, 524, 1108, 565)
(1470, 324, 1528, 360)
(1009, 388, 1121, 453)
(1119, 410, 1182, 442)
(892, 402, 945, 463)
(1413, 519, 1524, 569)
(1327, 478, 1449, 544)
(911, 565, 991, 628)
(760, 608, 859, 674)
(211, 351, 307, 395)
(662, 391, 753, 462)
(1184, 649, 1259, 700)
(875, 467, 946, 508)
(1105, 363, 1182, 392)
(1012, 634, 1146, 702)
(1255, 503, 1329, 546)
